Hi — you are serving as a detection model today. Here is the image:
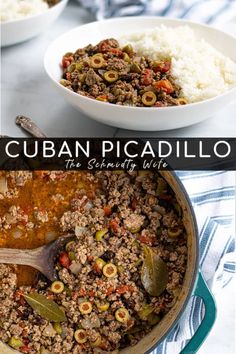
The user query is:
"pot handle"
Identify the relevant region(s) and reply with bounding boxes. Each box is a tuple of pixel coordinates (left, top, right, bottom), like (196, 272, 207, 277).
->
(180, 271, 216, 354)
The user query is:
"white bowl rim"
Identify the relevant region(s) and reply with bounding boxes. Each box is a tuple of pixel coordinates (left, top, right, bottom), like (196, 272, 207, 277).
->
(1, 0, 68, 26)
(44, 15, 236, 112)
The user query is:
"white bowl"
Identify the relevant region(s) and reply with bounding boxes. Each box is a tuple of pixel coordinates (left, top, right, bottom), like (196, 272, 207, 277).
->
(1, 0, 68, 47)
(44, 16, 236, 131)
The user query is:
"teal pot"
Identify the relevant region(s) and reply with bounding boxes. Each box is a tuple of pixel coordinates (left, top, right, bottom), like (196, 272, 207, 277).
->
(122, 170, 216, 354)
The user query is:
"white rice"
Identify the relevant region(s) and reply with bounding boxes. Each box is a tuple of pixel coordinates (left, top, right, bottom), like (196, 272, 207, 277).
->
(119, 25, 236, 103)
(0, 0, 49, 23)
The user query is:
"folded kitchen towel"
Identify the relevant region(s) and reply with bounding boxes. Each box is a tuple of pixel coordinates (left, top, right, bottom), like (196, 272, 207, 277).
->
(78, 0, 236, 24)
(151, 170, 235, 354)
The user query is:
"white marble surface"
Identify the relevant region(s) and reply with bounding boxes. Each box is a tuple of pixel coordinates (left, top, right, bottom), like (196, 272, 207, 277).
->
(0, 1, 235, 354)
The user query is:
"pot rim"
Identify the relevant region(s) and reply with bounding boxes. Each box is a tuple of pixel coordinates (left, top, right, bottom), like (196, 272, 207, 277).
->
(145, 170, 199, 354)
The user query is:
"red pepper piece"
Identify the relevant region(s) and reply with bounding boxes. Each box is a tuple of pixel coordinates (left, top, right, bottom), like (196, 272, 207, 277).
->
(59, 252, 71, 269)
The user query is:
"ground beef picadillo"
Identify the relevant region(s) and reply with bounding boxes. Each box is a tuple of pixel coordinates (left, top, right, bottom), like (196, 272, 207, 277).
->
(0, 171, 187, 353)
(60, 39, 187, 107)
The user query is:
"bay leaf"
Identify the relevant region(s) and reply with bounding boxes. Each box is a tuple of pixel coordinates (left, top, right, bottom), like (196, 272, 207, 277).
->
(23, 293, 66, 322)
(141, 245, 168, 297)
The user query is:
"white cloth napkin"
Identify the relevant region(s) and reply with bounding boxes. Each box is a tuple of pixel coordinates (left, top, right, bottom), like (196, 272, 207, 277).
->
(151, 171, 235, 354)
(78, 0, 236, 24)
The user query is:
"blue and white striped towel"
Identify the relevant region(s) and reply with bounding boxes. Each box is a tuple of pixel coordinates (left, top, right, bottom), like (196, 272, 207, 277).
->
(78, 0, 236, 24)
(152, 171, 235, 354)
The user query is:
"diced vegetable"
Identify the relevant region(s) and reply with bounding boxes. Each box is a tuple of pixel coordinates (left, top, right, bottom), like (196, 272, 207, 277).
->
(96, 302, 110, 312)
(53, 322, 62, 335)
(95, 258, 106, 270)
(122, 44, 134, 55)
(59, 252, 71, 268)
(110, 220, 119, 232)
(116, 285, 134, 295)
(95, 228, 108, 241)
(91, 333, 102, 347)
(103, 263, 117, 278)
(141, 69, 153, 86)
(68, 251, 76, 261)
(130, 62, 141, 74)
(138, 304, 154, 320)
(123, 52, 131, 63)
(74, 329, 87, 343)
(141, 91, 157, 106)
(96, 95, 108, 102)
(8, 337, 23, 349)
(147, 313, 161, 325)
(153, 60, 171, 73)
(153, 79, 174, 94)
(115, 308, 130, 323)
(79, 301, 93, 314)
(51, 281, 64, 294)
(103, 205, 112, 216)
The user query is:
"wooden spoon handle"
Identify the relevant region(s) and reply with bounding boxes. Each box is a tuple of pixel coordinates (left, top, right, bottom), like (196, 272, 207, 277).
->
(0, 248, 44, 272)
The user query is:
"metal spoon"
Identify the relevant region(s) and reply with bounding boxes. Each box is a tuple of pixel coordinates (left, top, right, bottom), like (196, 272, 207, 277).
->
(0, 234, 75, 281)
(15, 115, 47, 138)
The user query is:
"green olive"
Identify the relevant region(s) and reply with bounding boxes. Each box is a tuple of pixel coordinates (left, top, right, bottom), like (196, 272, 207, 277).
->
(90, 54, 105, 69)
(130, 62, 141, 74)
(123, 52, 131, 63)
(122, 44, 134, 55)
(103, 70, 119, 83)
(141, 91, 157, 106)
(115, 307, 130, 323)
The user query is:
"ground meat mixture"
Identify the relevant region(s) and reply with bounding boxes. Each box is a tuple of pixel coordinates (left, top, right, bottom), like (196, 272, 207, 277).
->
(60, 39, 187, 107)
(0, 171, 187, 353)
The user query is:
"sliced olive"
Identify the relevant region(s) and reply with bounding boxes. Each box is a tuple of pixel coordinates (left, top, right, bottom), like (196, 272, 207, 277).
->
(176, 98, 187, 105)
(53, 322, 62, 335)
(51, 281, 64, 294)
(67, 62, 83, 72)
(103, 263, 117, 278)
(96, 302, 110, 312)
(123, 52, 131, 63)
(79, 301, 93, 314)
(130, 62, 141, 74)
(91, 55, 105, 69)
(95, 257, 106, 270)
(95, 228, 108, 241)
(142, 91, 157, 106)
(115, 307, 130, 323)
(104, 70, 119, 83)
(167, 227, 183, 238)
(91, 333, 102, 347)
(65, 241, 75, 251)
(122, 44, 134, 55)
(138, 304, 154, 320)
(74, 329, 87, 343)
(60, 79, 71, 87)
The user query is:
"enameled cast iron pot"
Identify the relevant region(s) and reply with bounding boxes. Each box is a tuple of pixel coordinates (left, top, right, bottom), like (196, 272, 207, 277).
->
(0, 170, 216, 354)
(121, 170, 216, 354)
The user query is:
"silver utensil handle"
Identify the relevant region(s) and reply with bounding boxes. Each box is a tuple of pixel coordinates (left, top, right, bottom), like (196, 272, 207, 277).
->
(15, 115, 47, 138)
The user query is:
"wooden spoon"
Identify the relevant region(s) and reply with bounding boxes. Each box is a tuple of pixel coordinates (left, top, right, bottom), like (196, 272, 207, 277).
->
(0, 234, 74, 281)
